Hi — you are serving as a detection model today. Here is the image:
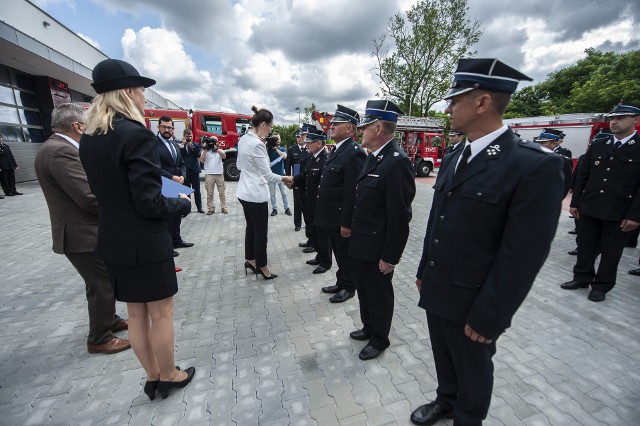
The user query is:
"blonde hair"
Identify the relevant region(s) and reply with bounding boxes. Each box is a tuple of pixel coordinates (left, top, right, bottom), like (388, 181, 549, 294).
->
(85, 88, 146, 135)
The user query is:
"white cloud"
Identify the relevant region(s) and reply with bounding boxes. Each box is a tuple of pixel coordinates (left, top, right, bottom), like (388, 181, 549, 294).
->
(77, 32, 100, 49)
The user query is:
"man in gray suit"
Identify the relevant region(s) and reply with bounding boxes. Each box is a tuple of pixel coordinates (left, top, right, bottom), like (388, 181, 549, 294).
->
(34, 103, 131, 354)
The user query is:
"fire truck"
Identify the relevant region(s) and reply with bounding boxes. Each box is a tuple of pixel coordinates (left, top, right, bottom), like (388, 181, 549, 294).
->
(144, 108, 252, 181)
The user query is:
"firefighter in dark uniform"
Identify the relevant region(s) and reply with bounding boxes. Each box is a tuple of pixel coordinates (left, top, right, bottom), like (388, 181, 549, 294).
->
(444, 131, 464, 155)
(348, 100, 416, 361)
(534, 128, 574, 197)
(411, 58, 564, 426)
(286, 125, 310, 232)
(562, 101, 640, 302)
(314, 104, 366, 303)
(289, 128, 328, 268)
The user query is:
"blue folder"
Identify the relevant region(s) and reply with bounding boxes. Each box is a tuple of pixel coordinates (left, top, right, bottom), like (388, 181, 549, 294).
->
(161, 176, 194, 198)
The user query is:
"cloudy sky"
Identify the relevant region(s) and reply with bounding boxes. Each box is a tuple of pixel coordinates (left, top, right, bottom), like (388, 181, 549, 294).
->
(34, 0, 640, 124)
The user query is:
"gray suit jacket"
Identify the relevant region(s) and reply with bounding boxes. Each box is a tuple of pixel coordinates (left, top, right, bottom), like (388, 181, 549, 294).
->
(34, 134, 98, 254)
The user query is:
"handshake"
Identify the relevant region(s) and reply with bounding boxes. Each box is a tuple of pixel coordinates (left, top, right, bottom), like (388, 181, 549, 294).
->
(282, 175, 293, 188)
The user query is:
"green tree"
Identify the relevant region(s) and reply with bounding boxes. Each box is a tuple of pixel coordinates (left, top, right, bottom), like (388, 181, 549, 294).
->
(303, 103, 318, 124)
(272, 124, 300, 147)
(373, 0, 482, 116)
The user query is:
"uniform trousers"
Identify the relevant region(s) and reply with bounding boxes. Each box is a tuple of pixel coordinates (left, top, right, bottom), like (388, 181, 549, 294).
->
(0, 169, 16, 194)
(65, 252, 117, 345)
(352, 259, 394, 350)
(239, 199, 269, 268)
(184, 169, 202, 211)
(427, 312, 495, 426)
(302, 201, 319, 252)
(573, 213, 629, 292)
(316, 227, 354, 290)
(167, 215, 182, 244)
(293, 188, 304, 228)
(205, 173, 227, 212)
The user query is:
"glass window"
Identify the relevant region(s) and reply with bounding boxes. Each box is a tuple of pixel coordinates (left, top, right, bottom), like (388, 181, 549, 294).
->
(0, 125, 25, 142)
(0, 86, 16, 105)
(14, 91, 38, 109)
(202, 115, 222, 134)
(235, 118, 250, 134)
(14, 73, 36, 91)
(0, 66, 10, 85)
(24, 127, 45, 143)
(0, 105, 20, 124)
(18, 109, 43, 127)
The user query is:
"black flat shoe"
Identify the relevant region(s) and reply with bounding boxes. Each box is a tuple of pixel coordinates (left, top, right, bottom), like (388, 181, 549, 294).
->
(410, 401, 453, 425)
(313, 266, 329, 274)
(157, 367, 195, 399)
(144, 380, 159, 400)
(359, 345, 383, 360)
(298, 241, 311, 248)
(349, 329, 371, 341)
(629, 268, 640, 276)
(561, 280, 590, 290)
(330, 289, 355, 303)
(588, 290, 606, 302)
(321, 285, 340, 294)
(306, 259, 320, 265)
(257, 268, 278, 280)
(303, 247, 316, 253)
(244, 261, 257, 275)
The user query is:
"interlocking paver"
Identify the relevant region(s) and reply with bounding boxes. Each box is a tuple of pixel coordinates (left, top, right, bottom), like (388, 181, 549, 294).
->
(1, 178, 639, 425)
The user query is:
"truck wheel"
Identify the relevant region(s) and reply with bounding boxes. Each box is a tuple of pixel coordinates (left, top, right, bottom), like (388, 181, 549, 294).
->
(417, 161, 431, 177)
(223, 158, 240, 181)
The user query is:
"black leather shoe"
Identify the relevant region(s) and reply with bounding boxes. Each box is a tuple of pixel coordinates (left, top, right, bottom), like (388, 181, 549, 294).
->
(313, 266, 329, 274)
(350, 329, 371, 341)
(359, 345, 383, 360)
(568, 249, 578, 255)
(628, 268, 640, 276)
(12, 191, 23, 195)
(295, 226, 301, 231)
(173, 250, 180, 257)
(197, 209, 205, 214)
(0, 195, 4, 199)
(588, 290, 606, 302)
(303, 247, 316, 253)
(330, 289, 355, 303)
(271, 209, 278, 216)
(4, 193, 14, 196)
(568, 229, 577, 235)
(322, 285, 340, 294)
(306, 259, 320, 265)
(410, 401, 453, 426)
(285, 208, 293, 216)
(298, 241, 311, 247)
(561, 280, 590, 290)
(173, 240, 194, 248)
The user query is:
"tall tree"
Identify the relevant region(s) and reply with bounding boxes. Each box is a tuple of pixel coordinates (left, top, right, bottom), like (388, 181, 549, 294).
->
(373, 0, 482, 116)
(303, 103, 318, 124)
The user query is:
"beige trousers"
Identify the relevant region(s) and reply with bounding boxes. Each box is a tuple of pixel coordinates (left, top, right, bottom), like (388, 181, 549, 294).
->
(205, 174, 227, 212)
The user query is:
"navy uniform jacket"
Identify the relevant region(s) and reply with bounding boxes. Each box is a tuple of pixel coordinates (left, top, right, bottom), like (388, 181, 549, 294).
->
(180, 141, 202, 173)
(156, 135, 186, 179)
(417, 129, 564, 341)
(0, 142, 18, 170)
(285, 144, 307, 176)
(570, 132, 640, 222)
(348, 140, 416, 264)
(292, 149, 327, 210)
(315, 138, 366, 230)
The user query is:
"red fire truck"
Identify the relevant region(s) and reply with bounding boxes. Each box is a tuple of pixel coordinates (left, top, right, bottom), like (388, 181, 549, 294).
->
(144, 108, 252, 180)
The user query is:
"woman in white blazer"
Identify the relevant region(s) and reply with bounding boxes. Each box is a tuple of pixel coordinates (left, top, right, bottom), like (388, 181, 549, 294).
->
(237, 106, 292, 279)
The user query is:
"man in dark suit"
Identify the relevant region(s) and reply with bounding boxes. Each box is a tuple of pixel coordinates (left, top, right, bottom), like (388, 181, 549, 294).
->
(180, 128, 204, 213)
(315, 105, 366, 303)
(534, 128, 574, 197)
(562, 102, 640, 302)
(34, 103, 131, 355)
(348, 100, 416, 361)
(156, 116, 193, 253)
(0, 134, 22, 196)
(411, 59, 564, 426)
(286, 126, 309, 231)
(444, 131, 464, 155)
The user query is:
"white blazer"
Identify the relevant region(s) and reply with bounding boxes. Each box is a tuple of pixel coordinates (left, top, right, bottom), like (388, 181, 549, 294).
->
(236, 131, 283, 203)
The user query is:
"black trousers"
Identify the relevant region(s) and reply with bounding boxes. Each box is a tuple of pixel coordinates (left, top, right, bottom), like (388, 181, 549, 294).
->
(184, 169, 202, 211)
(316, 227, 354, 290)
(239, 199, 269, 268)
(573, 214, 629, 292)
(293, 188, 304, 228)
(65, 252, 117, 345)
(167, 215, 182, 244)
(427, 312, 495, 426)
(352, 259, 394, 350)
(0, 169, 16, 194)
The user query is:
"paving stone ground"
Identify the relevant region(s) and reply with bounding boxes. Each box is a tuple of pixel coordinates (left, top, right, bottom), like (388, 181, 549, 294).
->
(0, 176, 639, 426)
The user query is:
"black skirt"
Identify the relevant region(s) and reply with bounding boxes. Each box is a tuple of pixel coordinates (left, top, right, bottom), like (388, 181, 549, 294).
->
(105, 257, 178, 303)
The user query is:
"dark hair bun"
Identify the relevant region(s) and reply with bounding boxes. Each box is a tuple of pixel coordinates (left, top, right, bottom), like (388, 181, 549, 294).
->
(251, 105, 259, 114)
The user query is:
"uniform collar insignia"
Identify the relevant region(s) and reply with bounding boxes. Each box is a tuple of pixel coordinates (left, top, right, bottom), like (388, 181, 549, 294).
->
(487, 144, 501, 156)
(394, 152, 399, 156)
(377, 155, 383, 162)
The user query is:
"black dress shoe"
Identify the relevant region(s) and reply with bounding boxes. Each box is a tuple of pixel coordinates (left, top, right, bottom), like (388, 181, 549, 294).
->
(561, 280, 590, 290)
(359, 345, 383, 360)
(321, 285, 340, 293)
(4, 193, 14, 196)
(410, 401, 453, 426)
(298, 241, 311, 247)
(588, 290, 606, 302)
(157, 366, 196, 399)
(568, 249, 578, 255)
(0, 195, 4, 199)
(295, 227, 301, 231)
(285, 208, 293, 216)
(173, 240, 194, 248)
(330, 289, 355, 303)
(349, 329, 371, 341)
(313, 266, 329, 274)
(12, 191, 23, 195)
(197, 209, 205, 214)
(306, 259, 320, 265)
(271, 209, 278, 216)
(173, 250, 180, 257)
(303, 247, 316, 253)
(628, 268, 640, 276)
(568, 229, 577, 235)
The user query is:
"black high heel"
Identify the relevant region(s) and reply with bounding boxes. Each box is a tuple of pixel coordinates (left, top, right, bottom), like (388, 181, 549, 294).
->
(257, 267, 278, 280)
(244, 261, 257, 275)
(144, 380, 158, 400)
(157, 366, 196, 399)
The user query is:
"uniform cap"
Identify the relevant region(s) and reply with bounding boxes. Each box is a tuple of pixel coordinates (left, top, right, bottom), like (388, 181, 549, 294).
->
(305, 127, 326, 142)
(91, 59, 156, 94)
(608, 101, 640, 117)
(534, 128, 565, 142)
(330, 104, 360, 125)
(358, 99, 404, 127)
(444, 58, 532, 100)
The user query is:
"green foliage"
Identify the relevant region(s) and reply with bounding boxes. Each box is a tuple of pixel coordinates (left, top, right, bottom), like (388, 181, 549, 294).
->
(303, 103, 318, 124)
(373, 0, 482, 116)
(272, 124, 300, 147)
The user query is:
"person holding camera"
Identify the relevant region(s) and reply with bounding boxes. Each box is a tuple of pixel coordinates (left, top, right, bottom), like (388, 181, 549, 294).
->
(180, 129, 204, 214)
(266, 133, 291, 217)
(199, 135, 228, 214)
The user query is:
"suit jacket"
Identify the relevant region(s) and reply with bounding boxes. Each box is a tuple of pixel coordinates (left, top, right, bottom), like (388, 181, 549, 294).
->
(79, 115, 191, 265)
(554, 145, 572, 159)
(0, 142, 18, 170)
(34, 134, 98, 254)
(315, 138, 366, 230)
(444, 142, 463, 156)
(285, 144, 308, 176)
(292, 149, 327, 211)
(417, 129, 564, 341)
(156, 135, 186, 179)
(235, 132, 283, 203)
(180, 140, 202, 173)
(570, 132, 640, 222)
(348, 140, 416, 264)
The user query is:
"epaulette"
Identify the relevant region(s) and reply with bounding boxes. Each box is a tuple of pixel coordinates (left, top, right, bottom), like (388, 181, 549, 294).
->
(518, 139, 550, 154)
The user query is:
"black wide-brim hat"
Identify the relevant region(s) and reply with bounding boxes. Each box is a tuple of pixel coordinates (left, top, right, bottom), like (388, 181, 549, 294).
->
(91, 59, 156, 94)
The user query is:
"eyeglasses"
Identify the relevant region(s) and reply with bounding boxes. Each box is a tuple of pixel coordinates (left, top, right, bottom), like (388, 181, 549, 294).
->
(159, 125, 174, 130)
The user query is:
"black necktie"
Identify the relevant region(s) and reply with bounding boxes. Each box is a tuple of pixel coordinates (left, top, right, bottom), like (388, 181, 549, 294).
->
(168, 141, 176, 161)
(455, 145, 472, 176)
(615, 141, 622, 149)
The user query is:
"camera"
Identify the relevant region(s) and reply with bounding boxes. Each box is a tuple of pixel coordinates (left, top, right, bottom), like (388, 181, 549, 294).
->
(202, 135, 218, 151)
(265, 136, 278, 149)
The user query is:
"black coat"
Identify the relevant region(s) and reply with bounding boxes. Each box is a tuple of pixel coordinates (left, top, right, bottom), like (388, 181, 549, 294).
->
(571, 132, 640, 222)
(417, 129, 564, 341)
(292, 149, 327, 210)
(156, 135, 186, 179)
(315, 138, 366, 230)
(0, 143, 18, 170)
(348, 140, 416, 264)
(555, 145, 572, 159)
(180, 141, 202, 173)
(80, 116, 190, 266)
(285, 144, 307, 176)
(444, 142, 463, 156)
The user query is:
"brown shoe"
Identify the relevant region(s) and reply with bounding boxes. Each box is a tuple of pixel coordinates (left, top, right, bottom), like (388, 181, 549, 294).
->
(111, 318, 128, 332)
(87, 337, 131, 354)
